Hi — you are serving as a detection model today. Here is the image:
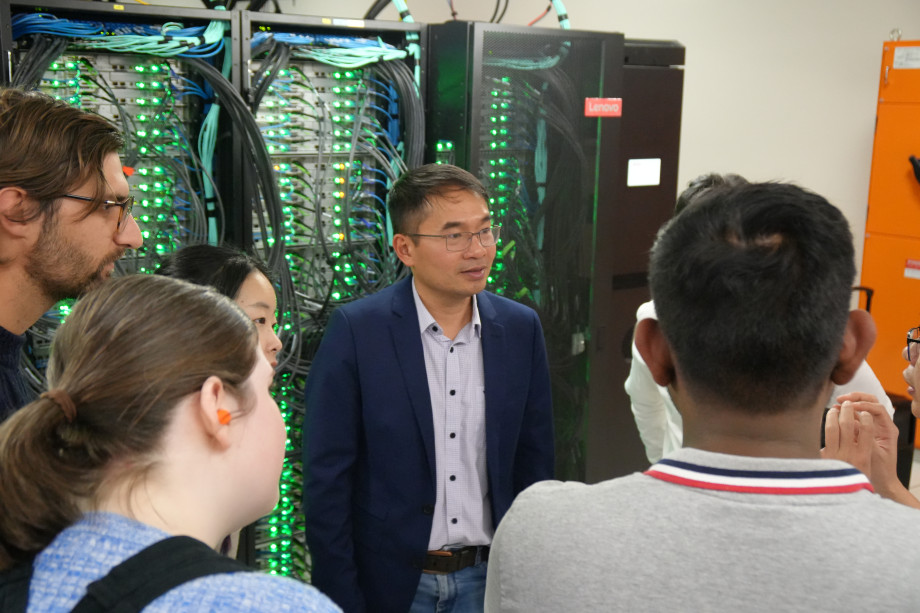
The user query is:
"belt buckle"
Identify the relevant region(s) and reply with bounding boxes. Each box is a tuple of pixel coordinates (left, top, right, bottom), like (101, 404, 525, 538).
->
(423, 549, 457, 575)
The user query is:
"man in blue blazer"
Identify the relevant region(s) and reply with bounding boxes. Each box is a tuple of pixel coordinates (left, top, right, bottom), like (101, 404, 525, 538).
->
(303, 164, 555, 613)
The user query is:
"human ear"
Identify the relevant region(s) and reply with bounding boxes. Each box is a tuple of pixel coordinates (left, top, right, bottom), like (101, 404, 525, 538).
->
(392, 233, 415, 267)
(197, 375, 233, 449)
(0, 187, 39, 239)
(830, 309, 876, 385)
(634, 318, 676, 387)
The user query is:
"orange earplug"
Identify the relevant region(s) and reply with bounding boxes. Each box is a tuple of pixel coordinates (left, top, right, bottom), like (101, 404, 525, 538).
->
(217, 409, 232, 425)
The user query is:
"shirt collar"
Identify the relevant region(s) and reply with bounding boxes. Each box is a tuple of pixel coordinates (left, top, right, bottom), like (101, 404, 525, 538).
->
(644, 449, 874, 495)
(411, 277, 481, 338)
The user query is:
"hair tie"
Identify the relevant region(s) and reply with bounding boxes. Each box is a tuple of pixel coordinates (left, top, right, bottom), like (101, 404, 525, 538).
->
(41, 389, 76, 422)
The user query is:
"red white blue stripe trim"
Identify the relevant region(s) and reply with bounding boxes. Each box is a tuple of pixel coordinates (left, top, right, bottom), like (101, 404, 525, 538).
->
(645, 458, 874, 495)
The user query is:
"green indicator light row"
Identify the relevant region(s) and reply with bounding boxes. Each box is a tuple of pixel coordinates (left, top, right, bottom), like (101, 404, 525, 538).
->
(333, 70, 363, 80)
(49, 61, 79, 70)
(133, 63, 166, 73)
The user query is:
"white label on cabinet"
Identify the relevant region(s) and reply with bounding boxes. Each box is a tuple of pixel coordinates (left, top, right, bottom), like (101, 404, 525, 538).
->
(893, 47, 920, 69)
(627, 158, 661, 187)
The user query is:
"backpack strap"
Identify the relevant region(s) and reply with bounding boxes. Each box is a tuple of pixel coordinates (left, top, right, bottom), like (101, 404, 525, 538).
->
(0, 560, 34, 613)
(72, 535, 251, 613)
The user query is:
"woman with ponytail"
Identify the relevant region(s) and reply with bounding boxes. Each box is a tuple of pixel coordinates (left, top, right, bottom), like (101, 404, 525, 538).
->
(0, 274, 338, 612)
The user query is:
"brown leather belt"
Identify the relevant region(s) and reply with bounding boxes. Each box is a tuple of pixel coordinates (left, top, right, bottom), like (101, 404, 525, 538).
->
(422, 546, 490, 574)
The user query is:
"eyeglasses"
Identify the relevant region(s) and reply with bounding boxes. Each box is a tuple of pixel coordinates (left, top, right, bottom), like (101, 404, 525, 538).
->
(908, 327, 920, 362)
(407, 225, 501, 252)
(61, 194, 135, 233)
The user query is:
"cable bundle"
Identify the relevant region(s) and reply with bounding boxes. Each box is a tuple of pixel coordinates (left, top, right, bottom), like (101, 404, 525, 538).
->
(12, 14, 225, 58)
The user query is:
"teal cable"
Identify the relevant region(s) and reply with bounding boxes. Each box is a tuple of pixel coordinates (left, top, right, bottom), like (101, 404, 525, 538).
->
(551, 0, 570, 28)
(392, 0, 415, 23)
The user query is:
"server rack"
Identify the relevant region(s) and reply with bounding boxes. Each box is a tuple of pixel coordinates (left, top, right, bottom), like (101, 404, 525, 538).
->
(238, 11, 425, 579)
(425, 21, 629, 481)
(585, 39, 685, 482)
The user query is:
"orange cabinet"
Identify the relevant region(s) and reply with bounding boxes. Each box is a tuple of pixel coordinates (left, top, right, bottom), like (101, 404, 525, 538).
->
(862, 41, 920, 445)
(861, 233, 920, 395)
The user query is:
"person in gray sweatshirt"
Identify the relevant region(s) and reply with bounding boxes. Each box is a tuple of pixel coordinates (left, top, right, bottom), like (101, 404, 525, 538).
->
(485, 180, 920, 612)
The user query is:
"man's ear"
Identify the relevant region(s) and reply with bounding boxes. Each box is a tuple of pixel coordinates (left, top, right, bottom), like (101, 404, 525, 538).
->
(392, 233, 415, 268)
(635, 318, 677, 387)
(197, 375, 232, 449)
(0, 187, 38, 239)
(830, 309, 876, 385)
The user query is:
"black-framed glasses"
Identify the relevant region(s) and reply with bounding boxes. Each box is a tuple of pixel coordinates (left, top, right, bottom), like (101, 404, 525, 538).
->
(908, 327, 920, 362)
(61, 194, 135, 233)
(407, 225, 501, 252)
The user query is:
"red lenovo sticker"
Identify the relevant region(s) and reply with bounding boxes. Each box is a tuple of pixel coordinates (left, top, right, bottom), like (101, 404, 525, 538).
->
(584, 97, 622, 117)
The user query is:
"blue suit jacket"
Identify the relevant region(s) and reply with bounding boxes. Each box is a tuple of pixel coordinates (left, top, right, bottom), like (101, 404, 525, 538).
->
(303, 276, 554, 613)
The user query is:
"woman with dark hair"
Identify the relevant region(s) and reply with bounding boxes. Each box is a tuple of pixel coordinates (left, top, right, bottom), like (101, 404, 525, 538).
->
(156, 245, 283, 368)
(0, 275, 338, 612)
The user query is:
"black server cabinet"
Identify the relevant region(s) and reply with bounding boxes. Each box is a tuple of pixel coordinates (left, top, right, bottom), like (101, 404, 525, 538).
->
(425, 21, 627, 481)
(585, 40, 685, 483)
(237, 11, 426, 579)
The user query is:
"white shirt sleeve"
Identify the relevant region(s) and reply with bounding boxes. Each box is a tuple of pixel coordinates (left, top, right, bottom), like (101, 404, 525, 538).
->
(625, 301, 684, 464)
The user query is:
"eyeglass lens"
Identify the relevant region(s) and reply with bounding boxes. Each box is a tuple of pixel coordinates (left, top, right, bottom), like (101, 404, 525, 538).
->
(117, 197, 134, 232)
(445, 227, 501, 251)
(909, 327, 920, 362)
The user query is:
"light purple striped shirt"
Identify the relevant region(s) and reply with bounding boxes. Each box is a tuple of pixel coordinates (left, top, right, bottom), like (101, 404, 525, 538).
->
(412, 280, 493, 550)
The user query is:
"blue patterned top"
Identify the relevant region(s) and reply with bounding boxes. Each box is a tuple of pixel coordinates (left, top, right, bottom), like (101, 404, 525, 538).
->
(27, 512, 341, 613)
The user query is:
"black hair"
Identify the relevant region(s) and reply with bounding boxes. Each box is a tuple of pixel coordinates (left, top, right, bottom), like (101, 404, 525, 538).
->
(155, 245, 274, 300)
(674, 173, 749, 216)
(649, 181, 855, 413)
(387, 163, 489, 235)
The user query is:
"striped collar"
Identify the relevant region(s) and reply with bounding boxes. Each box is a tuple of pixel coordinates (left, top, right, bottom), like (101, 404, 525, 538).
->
(645, 457, 875, 495)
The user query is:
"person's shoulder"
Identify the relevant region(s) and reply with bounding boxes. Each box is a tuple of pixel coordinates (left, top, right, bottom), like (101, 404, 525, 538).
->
(510, 474, 649, 515)
(478, 290, 538, 320)
(635, 300, 657, 321)
(859, 493, 920, 523)
(334, 278, 408, 317)
(157, 571, 342, 612)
